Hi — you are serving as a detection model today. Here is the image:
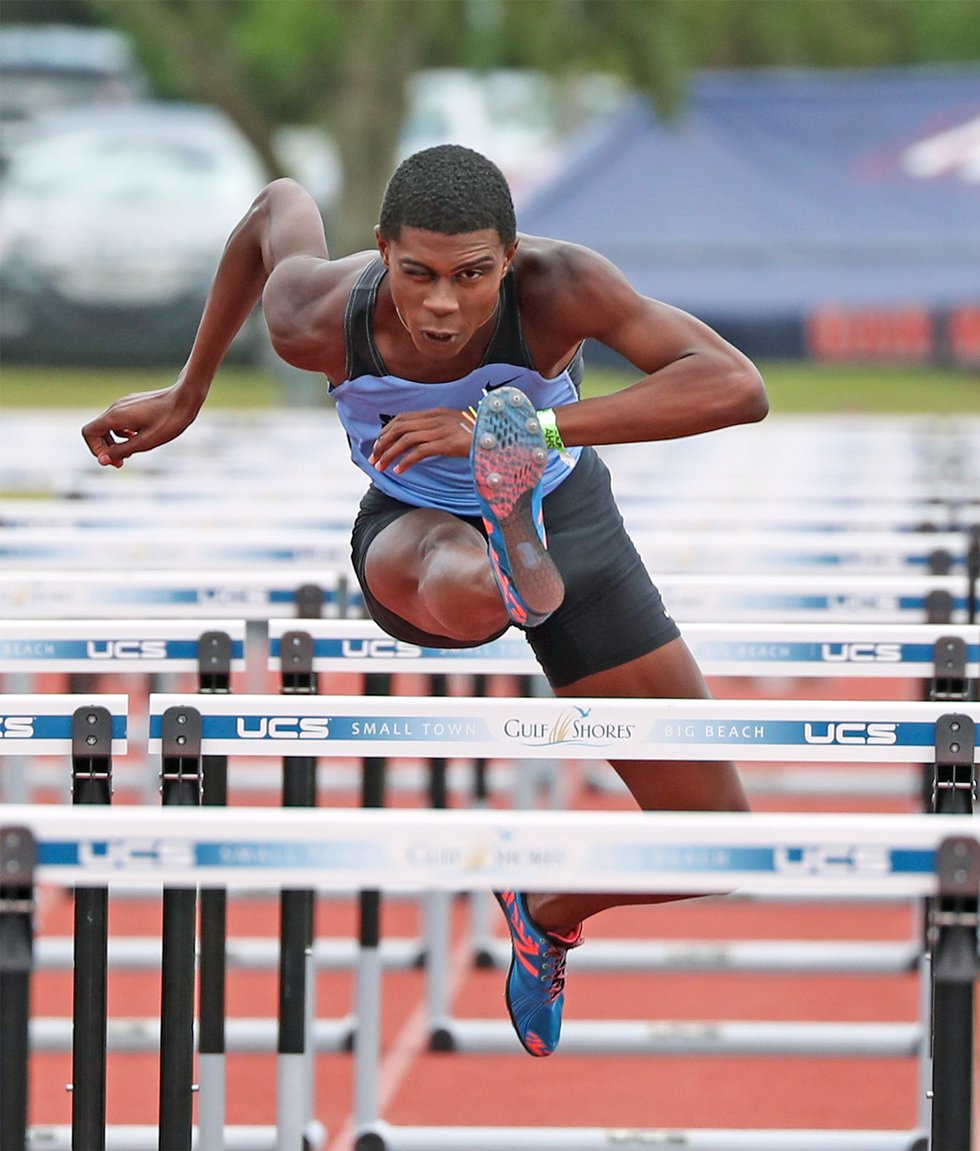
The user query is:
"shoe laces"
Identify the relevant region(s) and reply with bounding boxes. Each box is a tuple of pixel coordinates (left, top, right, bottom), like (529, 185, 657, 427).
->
(540, 944, 568, 1002)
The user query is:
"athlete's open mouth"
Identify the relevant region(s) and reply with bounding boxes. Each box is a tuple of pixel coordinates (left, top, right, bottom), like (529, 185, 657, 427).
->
(422, 329, 456, 344)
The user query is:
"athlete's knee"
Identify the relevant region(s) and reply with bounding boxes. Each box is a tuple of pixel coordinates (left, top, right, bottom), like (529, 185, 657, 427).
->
(418, 564, 509, 640)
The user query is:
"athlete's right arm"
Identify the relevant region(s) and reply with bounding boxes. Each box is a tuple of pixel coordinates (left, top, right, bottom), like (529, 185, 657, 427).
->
(81, 179, 332, 468)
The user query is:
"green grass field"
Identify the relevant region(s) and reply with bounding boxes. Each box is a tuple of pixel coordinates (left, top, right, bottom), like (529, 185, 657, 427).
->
(1, 360, 978, 414)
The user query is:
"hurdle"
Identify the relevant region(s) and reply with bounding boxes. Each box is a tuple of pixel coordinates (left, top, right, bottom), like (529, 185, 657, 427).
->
(5, 803, 977, 1151)
(131, 693, 978, 1149)
(267, 618, 978, 981)
(0, 694, 126, 1151)
(0, 620, 247, 804)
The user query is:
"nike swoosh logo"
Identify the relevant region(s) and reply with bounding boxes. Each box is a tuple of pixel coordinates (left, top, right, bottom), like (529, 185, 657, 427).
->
(484, 374, 523, 393)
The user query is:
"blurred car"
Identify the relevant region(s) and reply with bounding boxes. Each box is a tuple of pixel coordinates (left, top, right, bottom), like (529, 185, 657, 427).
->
(0, 102, 270, 366)
(0, 23, 148, 166)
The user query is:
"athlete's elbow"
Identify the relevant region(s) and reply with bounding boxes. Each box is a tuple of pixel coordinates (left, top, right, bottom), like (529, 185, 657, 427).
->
(727, 361, 769, 426)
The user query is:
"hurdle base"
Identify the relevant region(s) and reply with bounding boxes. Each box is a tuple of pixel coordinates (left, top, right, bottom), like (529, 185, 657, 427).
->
(430, 1018, 921, 1057)
(473, 937, 921, 973)
(354, 1120, 927, 1150)
(28, 1014, 357, 1053)
(27, 1122, 327, 1150)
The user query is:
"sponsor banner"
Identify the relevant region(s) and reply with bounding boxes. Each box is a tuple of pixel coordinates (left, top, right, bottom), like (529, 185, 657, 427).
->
(0, 622, 246, 672)
(267, 620, 979, 678)
(10, 805, 974, 897)
(146, 694, 980, 763)
(0, 695, 127, 755)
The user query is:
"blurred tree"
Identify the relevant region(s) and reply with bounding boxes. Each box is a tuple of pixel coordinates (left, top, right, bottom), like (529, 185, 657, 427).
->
(6, 0, 978, 249)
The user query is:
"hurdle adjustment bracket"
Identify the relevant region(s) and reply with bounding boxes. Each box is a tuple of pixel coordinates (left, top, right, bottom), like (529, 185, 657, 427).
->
(198, 630, 232, 693)
(931, 713, 977, 814)
(930, 636, 970, 701)
(280, 629, 318, 694)
(70, 706, 113, 788)
(160, 706, 204, 791)
(295, 582, 326, 620)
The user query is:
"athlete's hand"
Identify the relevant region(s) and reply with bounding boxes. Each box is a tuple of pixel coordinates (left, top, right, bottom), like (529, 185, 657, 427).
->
(368, 407, 474, 474)
(81, 385, 202, 468)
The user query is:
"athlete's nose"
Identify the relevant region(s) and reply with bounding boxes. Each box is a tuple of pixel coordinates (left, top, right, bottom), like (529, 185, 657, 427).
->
(423, 279, 459, 317)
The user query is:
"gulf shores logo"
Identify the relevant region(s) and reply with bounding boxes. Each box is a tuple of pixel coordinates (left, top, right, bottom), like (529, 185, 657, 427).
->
(503, 706, 635, 749)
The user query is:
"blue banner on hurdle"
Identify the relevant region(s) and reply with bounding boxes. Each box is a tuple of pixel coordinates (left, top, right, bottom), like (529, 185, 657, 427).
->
(0, 623, 247, 672)
(0, 696, 127, 755)
(267, 620, 980, 678)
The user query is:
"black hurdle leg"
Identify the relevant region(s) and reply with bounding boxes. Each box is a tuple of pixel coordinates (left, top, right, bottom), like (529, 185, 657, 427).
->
(277, 628, 319, 1149)
(158, 706, 203, 1151)
(930, 835, 979, 1151)
(70, 705, 114, 1151)
(928, 715, 977, 1151)
(0, 824, 37, 1151)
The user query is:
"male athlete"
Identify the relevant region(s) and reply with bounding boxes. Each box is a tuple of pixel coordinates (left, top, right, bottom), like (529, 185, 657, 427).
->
(82, 145, 769, 1057)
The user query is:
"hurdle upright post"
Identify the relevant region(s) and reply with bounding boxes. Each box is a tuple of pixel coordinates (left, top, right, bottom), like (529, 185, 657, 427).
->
(423, 673, 454, 1044)
(69, 705, 114, 1151)
(158, 706, 203, 1151)
(0, 825, 36, 1151)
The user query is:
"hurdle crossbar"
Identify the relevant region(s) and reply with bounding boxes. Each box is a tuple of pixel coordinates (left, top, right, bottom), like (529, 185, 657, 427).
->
(6, 805, 977, 898)
(1, 526, 971, 574)
(145, 693, 979, 764)
(268, 618, 980, 679)
(0, 570, 967, 622)
(0, 621, 247, 673)
(0, 570, 356, 620)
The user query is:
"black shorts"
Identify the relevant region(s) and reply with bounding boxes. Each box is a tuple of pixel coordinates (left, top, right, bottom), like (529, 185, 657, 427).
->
(350, 446, 681, 688)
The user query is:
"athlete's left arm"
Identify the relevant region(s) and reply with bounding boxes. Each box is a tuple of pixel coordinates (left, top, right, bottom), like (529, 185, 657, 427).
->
(534, 243, 768, 448)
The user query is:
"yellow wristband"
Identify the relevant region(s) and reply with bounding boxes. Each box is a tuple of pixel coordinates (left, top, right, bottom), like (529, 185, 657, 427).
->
(536, 408, 564, 452)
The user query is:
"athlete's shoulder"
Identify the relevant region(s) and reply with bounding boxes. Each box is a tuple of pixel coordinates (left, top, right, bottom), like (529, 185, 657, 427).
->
(264, 249, 379, 377)
(510, 233, 637, 341)
(512, 234, 628, 299)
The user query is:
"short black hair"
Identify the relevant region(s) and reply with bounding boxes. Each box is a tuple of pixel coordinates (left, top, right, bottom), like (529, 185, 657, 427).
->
(378, 144, 516, 246)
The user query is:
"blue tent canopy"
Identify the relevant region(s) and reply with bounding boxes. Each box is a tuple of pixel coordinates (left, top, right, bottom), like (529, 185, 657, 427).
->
(519, 67, 979, 348)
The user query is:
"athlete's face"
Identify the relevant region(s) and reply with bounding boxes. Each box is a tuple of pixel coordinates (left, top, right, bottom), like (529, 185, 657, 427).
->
(376, 226, 518, 358)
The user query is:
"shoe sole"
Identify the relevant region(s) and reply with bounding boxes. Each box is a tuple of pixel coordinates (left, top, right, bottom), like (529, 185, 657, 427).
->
(472, 389, 564, 619)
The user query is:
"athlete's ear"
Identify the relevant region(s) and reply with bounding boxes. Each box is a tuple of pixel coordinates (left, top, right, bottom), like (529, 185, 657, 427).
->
(503, 238, 519, 273)
(375, 227, 389, 264)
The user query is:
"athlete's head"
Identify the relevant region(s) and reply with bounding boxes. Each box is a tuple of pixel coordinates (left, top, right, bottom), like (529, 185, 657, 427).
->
(378, 145, 517, 247)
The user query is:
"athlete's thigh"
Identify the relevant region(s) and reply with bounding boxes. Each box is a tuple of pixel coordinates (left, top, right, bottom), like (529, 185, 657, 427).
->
(363, 507, 479, 608)
(554, 637, 750, 813)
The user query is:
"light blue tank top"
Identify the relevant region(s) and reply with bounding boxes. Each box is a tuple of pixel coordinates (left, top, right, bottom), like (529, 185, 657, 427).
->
(331, 259, 582, 517)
